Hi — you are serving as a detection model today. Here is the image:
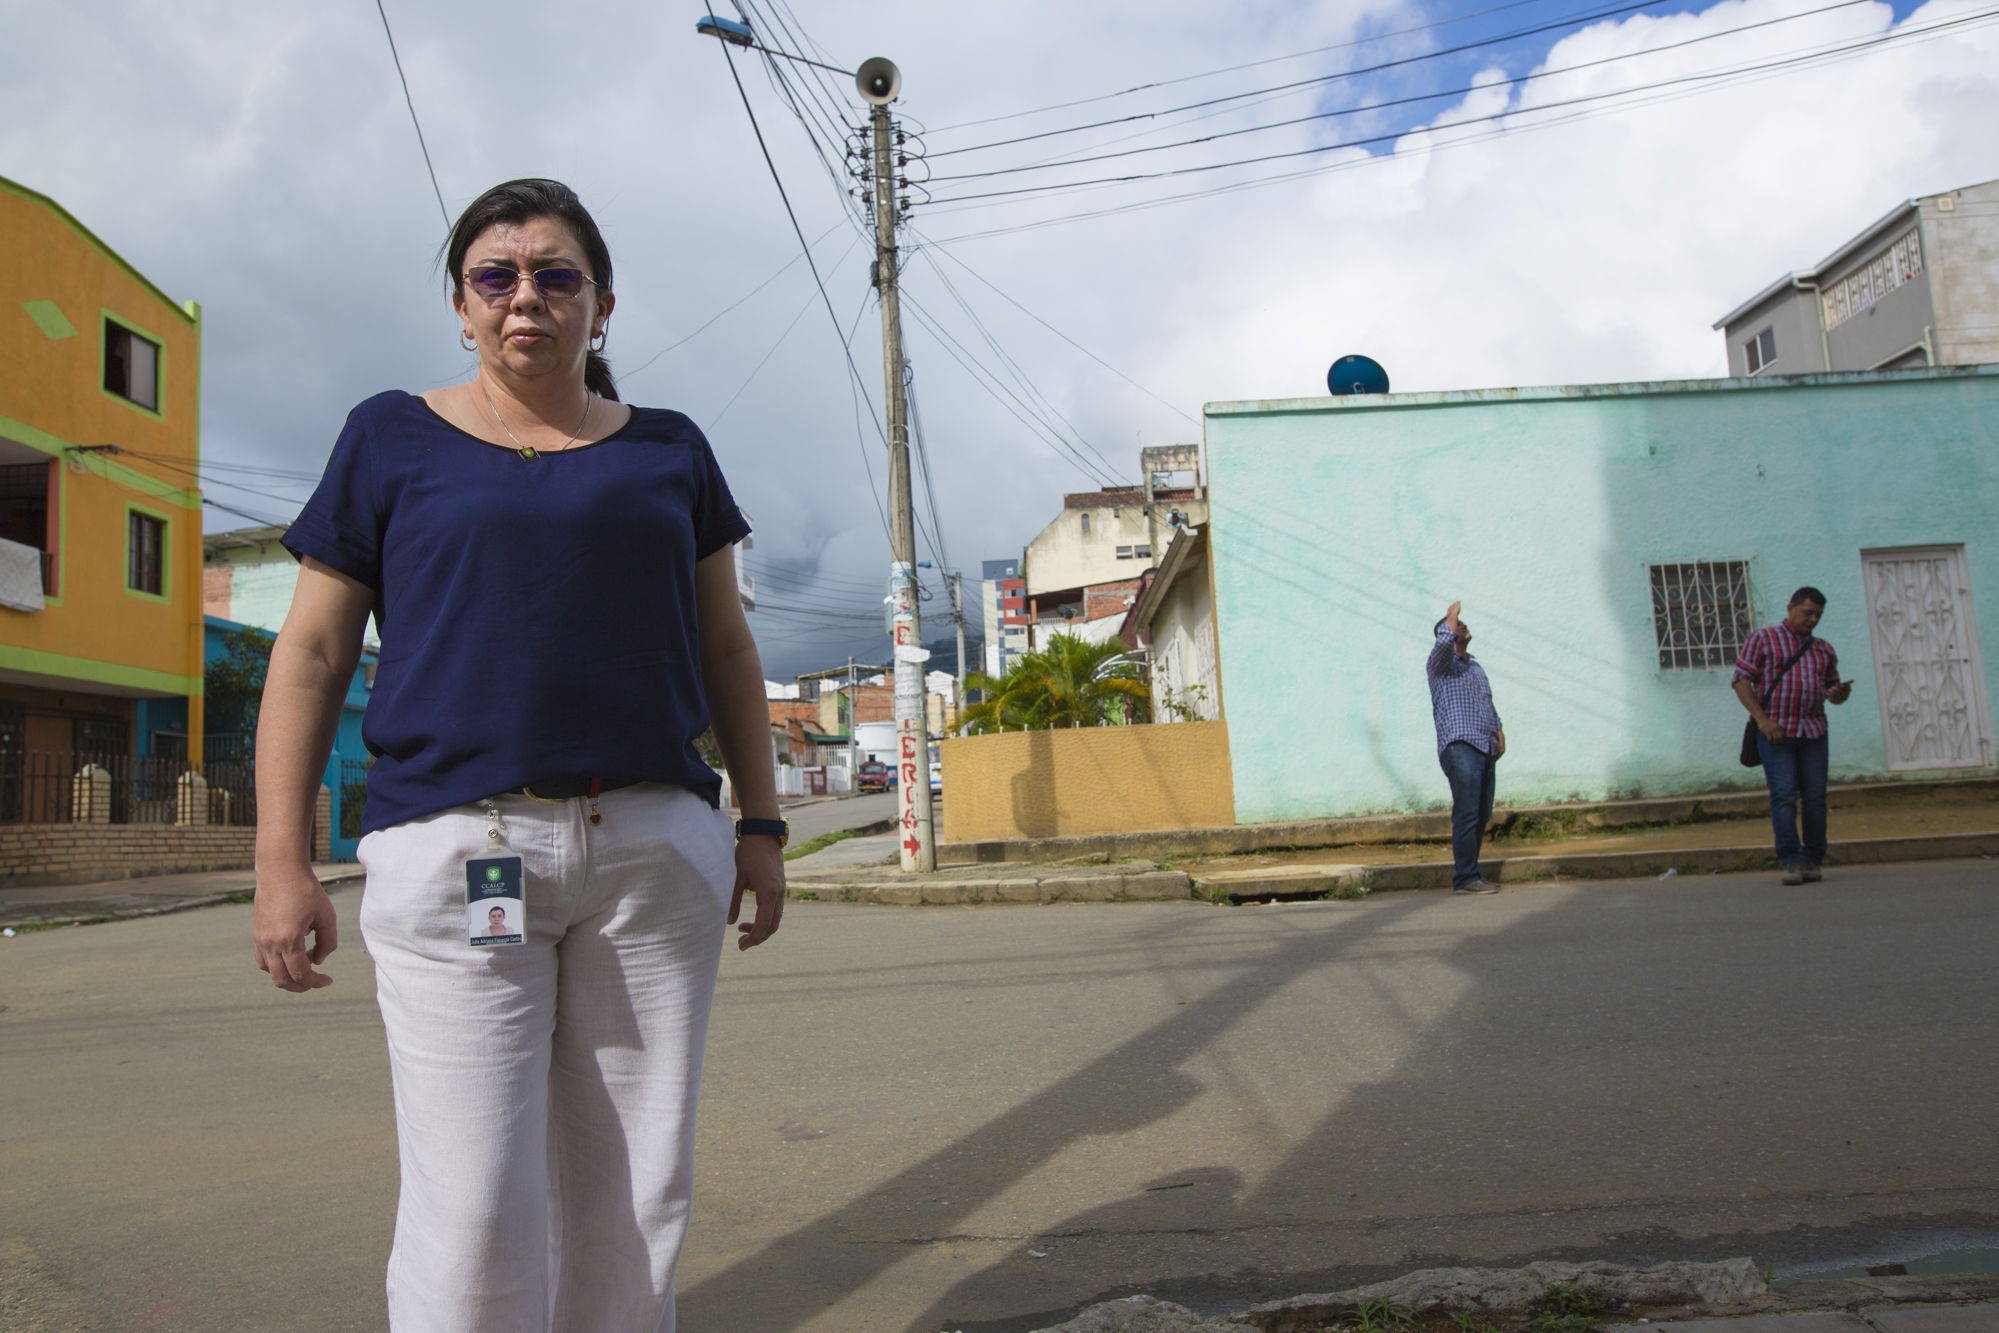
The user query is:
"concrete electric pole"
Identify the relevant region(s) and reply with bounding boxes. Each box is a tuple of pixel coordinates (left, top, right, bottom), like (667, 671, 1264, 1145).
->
(858, 56, 935, 873)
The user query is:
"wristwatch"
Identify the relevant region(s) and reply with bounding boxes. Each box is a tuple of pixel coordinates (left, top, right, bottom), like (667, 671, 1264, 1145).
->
(736, 817, 790, 849)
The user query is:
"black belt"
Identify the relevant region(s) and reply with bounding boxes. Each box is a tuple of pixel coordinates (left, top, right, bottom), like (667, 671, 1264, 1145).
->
(512, 777, 641, 802)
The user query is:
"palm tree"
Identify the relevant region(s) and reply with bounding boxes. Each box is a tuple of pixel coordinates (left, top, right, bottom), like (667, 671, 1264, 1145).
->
(960, 632, 1151, 732)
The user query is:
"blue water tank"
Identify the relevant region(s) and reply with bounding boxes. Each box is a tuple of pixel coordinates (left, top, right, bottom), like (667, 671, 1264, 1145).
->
(1328, 355, 1390, 396)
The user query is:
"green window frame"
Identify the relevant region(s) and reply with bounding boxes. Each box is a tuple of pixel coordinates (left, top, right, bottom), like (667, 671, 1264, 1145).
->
(101, 312, 164, 417)
(125, 504, 170, 602)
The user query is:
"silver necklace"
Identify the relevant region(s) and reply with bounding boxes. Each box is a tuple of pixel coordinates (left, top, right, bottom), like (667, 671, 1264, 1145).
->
(480, 383, 592, 461)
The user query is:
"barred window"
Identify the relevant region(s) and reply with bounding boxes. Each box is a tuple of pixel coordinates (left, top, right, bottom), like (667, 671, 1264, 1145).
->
(1650, 561, 1755, 670)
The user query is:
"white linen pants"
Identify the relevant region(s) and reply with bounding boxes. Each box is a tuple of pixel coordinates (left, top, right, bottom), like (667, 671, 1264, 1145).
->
(358, 783, 735, 1333)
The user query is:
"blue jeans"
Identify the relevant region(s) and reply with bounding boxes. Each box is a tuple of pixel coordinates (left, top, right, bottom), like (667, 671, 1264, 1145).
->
(1757, 732, 1828, 865)
(1439, 741, 1497, 888)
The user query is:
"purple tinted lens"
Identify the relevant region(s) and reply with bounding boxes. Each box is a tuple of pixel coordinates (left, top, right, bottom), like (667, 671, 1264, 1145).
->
(532, 268, 586, 298)
(467, 267, 519, 299)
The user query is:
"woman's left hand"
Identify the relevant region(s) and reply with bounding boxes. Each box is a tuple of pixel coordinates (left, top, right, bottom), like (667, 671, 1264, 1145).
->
(728, 836, 786, 950)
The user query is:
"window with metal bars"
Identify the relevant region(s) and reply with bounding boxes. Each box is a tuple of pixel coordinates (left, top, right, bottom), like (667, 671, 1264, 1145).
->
(1649, 561, 1756, 670)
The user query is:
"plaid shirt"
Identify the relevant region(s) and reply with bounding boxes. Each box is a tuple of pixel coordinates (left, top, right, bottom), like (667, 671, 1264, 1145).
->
(1733, 623, 1841, 739)
(1428, 623, 1503, 755)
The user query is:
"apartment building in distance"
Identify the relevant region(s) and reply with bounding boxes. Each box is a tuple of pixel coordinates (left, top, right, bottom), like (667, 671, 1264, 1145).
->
(1, 174, 207, 773)
(1715, 177, 1999, 376)
(1019, 444, 1207, 645)
(980, 557, 1027, 675)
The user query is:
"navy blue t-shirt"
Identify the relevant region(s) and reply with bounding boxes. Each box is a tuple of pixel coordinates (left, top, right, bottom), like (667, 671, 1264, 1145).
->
(285, 391, 751, 835)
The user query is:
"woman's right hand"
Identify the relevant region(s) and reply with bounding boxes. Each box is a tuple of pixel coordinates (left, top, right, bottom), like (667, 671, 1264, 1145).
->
(252, 862, 339, 992)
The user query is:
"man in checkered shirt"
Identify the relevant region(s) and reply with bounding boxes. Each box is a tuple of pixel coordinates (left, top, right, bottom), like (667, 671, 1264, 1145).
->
(1429, 600, 1506, 894)
(1733, 586, 1853, 884)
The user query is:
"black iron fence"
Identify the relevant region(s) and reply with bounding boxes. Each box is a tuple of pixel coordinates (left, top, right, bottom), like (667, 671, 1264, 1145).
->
(339, 757, 371, 841)
(0, 749, 256, 826)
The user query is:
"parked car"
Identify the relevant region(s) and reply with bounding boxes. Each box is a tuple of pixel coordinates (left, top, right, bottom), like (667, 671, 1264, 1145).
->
(857, 760, 892, 793)
(930, 759, 943, 797)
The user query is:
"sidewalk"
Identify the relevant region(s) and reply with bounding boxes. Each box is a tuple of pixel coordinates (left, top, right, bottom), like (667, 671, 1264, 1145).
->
(0, 863, 361, 929)
(786, 793, 1999, 905)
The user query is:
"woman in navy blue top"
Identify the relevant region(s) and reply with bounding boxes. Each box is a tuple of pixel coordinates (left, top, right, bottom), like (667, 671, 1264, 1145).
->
(250, 180, 785, 1331)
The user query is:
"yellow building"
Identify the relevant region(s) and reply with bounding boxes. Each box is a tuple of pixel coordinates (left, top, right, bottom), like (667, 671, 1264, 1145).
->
(0, 174, 205, 783)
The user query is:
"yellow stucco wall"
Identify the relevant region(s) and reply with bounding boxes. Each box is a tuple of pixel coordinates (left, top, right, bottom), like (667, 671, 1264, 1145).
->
(0, 177, 204, 706)
(940, 720, 1235, 843)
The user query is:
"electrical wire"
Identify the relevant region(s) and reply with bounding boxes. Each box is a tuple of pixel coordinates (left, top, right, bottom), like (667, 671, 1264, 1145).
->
(928, 0, 1670, 159)
(924, 4, 1999, 243)
(926, 7, 1999, 206)
(924, 0, 1565, 133)
(372, 0, 450, 231)
(928, 0, 1875, 183)
(913, 251, 1129, 480)
(619, 219, 844, 384)
(899, 293, 1119, 488)
(913, 236, 1199, 426)
(714, 38, 895, 545)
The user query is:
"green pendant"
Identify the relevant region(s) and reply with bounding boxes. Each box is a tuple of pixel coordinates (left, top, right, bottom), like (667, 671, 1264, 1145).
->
(518, 446, 538, 460)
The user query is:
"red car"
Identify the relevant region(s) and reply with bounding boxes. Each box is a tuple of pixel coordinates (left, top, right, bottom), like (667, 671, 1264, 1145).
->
(857, 760, 893, 793)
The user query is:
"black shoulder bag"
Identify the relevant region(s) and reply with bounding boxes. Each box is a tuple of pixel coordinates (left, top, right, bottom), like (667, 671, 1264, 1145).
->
(1739, 637, 1814, 768)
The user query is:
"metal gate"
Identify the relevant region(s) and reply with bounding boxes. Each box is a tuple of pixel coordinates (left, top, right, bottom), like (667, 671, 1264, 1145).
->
(1860, 545, 1994, 771)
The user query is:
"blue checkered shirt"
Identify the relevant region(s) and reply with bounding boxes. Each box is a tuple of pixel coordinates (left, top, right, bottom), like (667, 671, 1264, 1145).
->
(1428, 623, 1503, 756)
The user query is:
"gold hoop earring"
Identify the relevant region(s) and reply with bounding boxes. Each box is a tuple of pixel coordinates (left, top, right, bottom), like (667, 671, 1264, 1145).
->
(589, 328, 607, 353)
(459, 331, 477, 352)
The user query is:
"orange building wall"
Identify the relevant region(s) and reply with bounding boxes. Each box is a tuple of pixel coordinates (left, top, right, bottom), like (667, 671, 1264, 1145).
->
(0, 177, 204, 712)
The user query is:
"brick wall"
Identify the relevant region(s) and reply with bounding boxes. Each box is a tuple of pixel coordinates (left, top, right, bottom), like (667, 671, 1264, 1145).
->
(0, 824, 259, 887)
(1084, 578, 1143, 621)
(0, 785, 332, 887)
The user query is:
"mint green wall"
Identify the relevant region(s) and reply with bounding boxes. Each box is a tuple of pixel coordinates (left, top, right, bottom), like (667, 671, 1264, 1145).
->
(1205, 366, 1999, 824)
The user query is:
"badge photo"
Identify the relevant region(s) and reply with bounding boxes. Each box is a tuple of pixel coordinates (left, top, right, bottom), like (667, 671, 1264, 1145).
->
(466, 855, 525, 947)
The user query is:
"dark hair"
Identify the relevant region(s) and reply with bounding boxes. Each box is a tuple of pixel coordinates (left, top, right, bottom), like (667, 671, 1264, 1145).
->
(442, 179, 619, 402)
(1789, 586, 1827, 608)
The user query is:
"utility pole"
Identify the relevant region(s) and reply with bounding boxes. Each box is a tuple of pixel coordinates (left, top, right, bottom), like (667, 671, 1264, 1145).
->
(847, 655, 858, 780)
(949, 571, 966, 721)
(859, 58, 935, 873)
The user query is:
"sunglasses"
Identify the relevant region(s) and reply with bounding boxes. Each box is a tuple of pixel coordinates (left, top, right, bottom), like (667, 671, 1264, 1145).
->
(463, 265, 597, 302)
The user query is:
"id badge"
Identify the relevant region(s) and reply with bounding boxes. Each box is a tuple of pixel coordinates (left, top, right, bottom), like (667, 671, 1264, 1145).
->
(466, 855, 525, 947)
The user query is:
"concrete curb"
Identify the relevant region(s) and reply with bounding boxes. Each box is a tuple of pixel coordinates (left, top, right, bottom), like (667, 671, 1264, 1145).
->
(1197, 831, 1999, 898)
(789, 868, 1196, 906)
(938, 776, 1999, 866)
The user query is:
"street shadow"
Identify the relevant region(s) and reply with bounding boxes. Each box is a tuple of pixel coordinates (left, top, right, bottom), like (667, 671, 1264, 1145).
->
(906, 870, 1999, 1332)
(674, 893, 1436, 1330)
(1010, 729, 1059, 839)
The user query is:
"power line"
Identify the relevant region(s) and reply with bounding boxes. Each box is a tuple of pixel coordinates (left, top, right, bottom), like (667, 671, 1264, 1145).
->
(923, 4, 1999, 243)
(929, 0, 1874, 183)
(925, 0, 1562, 134)
(372, 0, 450, 231)
(914, 236, 1198, 426)
(926, 8, 1999, 206)
(619, 219, 844, 384)
(929, 0, 1666, 159)
(714, 39, 895, 545)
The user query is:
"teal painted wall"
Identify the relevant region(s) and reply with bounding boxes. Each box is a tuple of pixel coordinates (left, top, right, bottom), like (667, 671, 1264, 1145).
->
(1206, 366, 1999, 824)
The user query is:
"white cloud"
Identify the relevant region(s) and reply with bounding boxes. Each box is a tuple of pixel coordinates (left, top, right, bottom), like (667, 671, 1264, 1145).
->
(3, 0, 1994, 672)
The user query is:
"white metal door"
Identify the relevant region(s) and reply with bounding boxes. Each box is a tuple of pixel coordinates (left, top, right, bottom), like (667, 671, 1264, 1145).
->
(1861, 545, 1993, 771)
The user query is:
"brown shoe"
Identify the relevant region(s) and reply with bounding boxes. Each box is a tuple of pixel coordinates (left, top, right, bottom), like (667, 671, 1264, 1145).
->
(1781, 864, 1806, 885)
(1802, 861, 1823, 882)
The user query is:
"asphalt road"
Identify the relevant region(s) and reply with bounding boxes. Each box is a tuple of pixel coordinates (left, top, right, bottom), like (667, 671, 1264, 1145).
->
(784, 790, 899, 843)
(2, 862, 1994, 1332)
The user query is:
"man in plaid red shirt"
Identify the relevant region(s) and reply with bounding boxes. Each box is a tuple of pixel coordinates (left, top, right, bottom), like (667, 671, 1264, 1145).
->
(1733, 586, 1853, 884)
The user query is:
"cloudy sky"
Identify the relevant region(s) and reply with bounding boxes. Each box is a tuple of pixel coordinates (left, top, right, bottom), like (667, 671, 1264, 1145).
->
(5, 0, 1995, 677)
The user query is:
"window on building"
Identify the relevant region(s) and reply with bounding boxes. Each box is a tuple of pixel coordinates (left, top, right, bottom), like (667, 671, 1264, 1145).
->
(1649, 561, 1755, 670)
(127, 511, 165, 595)
(1135, 545, 1153, 559)
(104, 320, 160, 411)
(1115, 545, 1134, 559)
(1080, 513, 1091, 537)
(1743, 326, 1776, 375)
(1822, 226, 1923, 330)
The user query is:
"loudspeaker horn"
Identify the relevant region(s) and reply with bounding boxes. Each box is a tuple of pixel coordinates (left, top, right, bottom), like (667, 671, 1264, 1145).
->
(856, 56, 901, 105)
